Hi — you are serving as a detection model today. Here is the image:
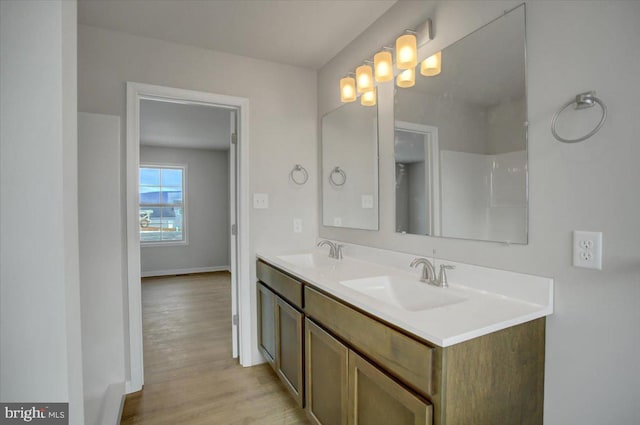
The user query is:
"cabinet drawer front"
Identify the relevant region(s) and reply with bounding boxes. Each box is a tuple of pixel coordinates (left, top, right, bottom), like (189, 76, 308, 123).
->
(257, 282, 276, 368)
(276, 297, 304, 407)
(349, 350, 432, 425)
(257, 260, 303, 309)
(305, 319, 349, 425)
(305, 286, 434, 397)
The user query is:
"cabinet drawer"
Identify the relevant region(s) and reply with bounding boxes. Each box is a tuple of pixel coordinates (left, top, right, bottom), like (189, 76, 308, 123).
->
(304, 286, 434, 397)
(257, 260, 303, 309)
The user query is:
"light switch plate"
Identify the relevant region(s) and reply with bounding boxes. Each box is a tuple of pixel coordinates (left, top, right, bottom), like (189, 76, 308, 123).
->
(253, 193, 269, 209)
(293, 218, 302, 233)
(573, 231, 602, 270)
(361, 194, 374, 209)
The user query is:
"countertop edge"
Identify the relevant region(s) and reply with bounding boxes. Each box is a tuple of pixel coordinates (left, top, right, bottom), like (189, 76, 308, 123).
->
(256, 251, 553, 348)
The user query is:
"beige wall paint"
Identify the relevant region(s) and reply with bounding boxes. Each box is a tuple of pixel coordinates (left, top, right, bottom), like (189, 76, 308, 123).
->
(78, 24, 318, 375)
(318, 1, 640, 424)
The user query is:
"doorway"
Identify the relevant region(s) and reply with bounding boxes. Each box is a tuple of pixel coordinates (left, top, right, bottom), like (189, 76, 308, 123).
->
(394, 121, 440, 236)
(126, 82, 251, 393)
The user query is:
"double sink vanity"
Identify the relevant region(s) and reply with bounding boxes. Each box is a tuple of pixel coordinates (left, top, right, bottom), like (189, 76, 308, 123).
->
(256, 242, 553, 425)
(257, 5, 552, 424)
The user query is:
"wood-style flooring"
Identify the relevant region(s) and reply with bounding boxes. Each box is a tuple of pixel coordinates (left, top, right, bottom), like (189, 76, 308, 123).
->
(120, 272, 309, 425)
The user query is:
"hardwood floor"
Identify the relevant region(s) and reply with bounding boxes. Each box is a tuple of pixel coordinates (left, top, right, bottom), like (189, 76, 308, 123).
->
(120, 272, 309, 425)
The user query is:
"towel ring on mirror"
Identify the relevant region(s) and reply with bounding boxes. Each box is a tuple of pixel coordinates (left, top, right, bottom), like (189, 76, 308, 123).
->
(551, 91, 607, 143)
(290, 164, 308, 185)
(329, 166, 347, 187)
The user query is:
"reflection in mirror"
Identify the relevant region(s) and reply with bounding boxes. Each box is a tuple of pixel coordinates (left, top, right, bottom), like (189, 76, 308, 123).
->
(394, 5, 527, 244)
(322, 101, 379, 230)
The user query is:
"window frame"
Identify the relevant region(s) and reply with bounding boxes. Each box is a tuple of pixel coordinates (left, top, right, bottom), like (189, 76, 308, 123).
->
(139, 163, 188, 247)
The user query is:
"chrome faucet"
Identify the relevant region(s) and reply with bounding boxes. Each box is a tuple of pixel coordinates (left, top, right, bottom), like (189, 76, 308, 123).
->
(410, 257, 437, 285)
(317, 240, 344, 260)
(411, 257, 455, 288)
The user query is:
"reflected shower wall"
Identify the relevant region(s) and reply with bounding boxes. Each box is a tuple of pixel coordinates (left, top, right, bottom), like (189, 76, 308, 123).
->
(440, 150, 526, 243)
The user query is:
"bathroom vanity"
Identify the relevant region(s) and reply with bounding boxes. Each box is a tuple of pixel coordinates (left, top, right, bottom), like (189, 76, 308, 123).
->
(256, 245, 553, 425)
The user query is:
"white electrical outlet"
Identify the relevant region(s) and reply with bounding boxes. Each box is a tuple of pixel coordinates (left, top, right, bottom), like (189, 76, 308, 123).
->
(573, 231, 602, 270)
(361, 194, 374, 209)
(293, 218, 302, 233)
(253, 193, 269, 209)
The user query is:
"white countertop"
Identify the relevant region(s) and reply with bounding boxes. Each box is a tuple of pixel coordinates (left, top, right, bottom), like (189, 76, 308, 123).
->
(257, 242, 553, 347)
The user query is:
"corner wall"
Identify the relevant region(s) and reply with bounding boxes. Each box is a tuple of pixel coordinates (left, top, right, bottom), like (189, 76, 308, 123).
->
(318, 1, 640, 424)
(79, 112, 126, 425)
(1, 1, 84, 423)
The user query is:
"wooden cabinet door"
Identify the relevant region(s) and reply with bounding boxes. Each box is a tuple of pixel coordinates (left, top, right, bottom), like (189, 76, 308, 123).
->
(276, 296, 304, 407)
(305, 319, 348, 425)
(257, 282, 276, 367)
(348, 351, 432, 425)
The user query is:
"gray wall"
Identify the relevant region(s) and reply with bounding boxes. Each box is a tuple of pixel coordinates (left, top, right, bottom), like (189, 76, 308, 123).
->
(0, 1, 85, 423)
(78, 24, 318, 371)
(318, 1, 640, 424)
(140, 146, 230, 274)
(397, 89, 489, 154)
(487, 97, 526, 154)
(78, 113, 126, 425)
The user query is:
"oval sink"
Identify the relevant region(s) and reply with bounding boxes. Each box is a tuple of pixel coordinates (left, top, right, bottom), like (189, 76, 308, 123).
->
(340, 275, 466, 312)
(277, 253, 338, 268)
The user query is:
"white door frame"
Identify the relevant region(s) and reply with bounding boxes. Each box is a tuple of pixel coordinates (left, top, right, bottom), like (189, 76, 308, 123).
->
(394, 121, 440, 236)
(125, 82, 252, 393)
(229, 110, 239, 359)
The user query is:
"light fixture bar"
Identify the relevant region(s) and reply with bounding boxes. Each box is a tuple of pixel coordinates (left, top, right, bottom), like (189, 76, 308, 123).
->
(415, 18, 433, 48)
(338, 17, 433, 103)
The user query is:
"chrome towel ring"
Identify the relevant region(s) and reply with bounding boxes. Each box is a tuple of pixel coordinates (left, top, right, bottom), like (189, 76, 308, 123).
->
(329, 166, 347, 187)
(551, 91, 607, 143)
(290, 164, 309, 185)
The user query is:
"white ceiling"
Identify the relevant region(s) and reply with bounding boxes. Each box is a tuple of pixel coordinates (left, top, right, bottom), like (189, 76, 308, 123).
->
(78, 0, 397, 70)
(140, 99, 232, 150)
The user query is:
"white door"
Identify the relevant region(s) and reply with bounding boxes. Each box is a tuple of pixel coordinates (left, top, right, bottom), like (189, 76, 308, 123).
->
(229, 110, 239, 358)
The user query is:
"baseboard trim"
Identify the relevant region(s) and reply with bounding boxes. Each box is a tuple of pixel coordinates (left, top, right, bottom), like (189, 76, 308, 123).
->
(100, 382, 125, 425)
(141, 266, 230, 278)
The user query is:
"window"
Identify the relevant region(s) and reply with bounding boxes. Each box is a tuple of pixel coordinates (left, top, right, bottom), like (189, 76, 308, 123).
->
(139, 166, 186, 243)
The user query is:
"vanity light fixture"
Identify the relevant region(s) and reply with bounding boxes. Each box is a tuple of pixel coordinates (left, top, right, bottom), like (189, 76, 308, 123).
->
(356, 63, 374, 93)
(395, 32, 417, 70)
(421, 51, 442, 76)
(396, 68, 415, 88)
(374, 48, 393, 82)
(340, 75, 357, 103)
(339, 18, 432, 103)
(361, 87, 377, 106)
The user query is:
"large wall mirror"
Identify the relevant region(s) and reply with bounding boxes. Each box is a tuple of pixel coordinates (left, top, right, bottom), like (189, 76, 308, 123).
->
(395, 5, 527, 244)
(322, 101, 379, 230)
